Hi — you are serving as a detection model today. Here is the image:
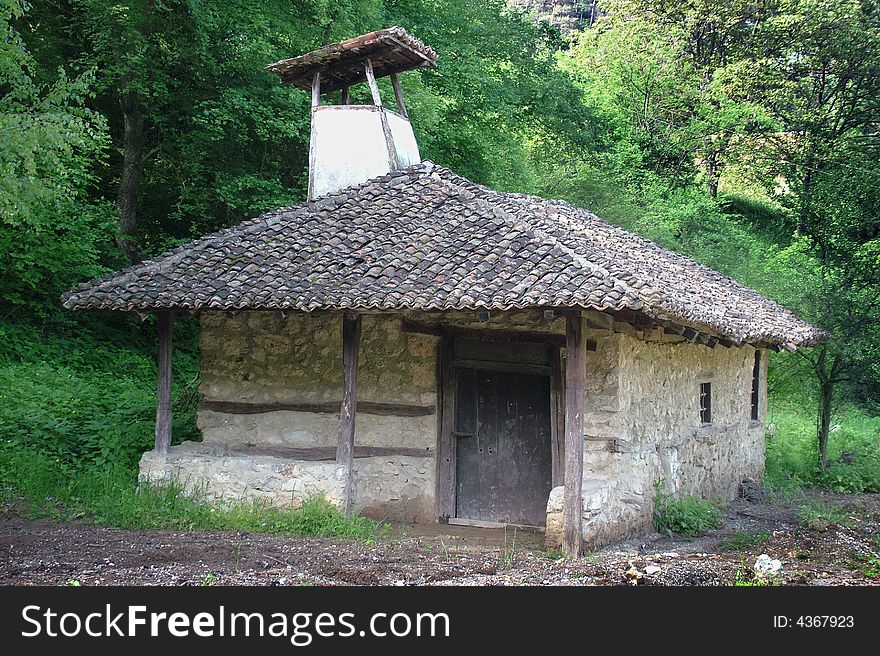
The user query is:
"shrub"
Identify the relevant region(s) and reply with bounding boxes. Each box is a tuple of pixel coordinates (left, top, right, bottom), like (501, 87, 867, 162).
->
(653, 483, 724, 538)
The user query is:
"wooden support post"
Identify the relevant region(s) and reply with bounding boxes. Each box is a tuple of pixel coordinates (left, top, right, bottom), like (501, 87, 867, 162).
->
(364, 59, 382, 106)
(336, 313, 361, 515)
(311, 72, 321, 107)
(390, 72, 408, 118)
(436, 337, 455, 521)
(342, 85, 350, 105)
(154, 312, 173, 454)
(563, 314, 586, 557)
(365, 58, 399, 169)
(549, 346, 565, 488)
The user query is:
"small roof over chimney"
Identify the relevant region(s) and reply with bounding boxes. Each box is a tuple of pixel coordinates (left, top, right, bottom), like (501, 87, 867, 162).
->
(267, 27, 437, 92)
(267, 27, 436, 200)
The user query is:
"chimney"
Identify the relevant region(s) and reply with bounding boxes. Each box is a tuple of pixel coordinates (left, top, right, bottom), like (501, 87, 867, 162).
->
(267, 28, 437, 199)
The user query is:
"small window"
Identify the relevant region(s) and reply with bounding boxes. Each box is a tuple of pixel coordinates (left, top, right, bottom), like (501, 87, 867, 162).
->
(751, 351, 761, 421)
(699, 382, 712, 424)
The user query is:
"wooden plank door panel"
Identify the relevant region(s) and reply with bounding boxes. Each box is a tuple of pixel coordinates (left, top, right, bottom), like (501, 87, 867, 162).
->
(455, 367, 551, 526)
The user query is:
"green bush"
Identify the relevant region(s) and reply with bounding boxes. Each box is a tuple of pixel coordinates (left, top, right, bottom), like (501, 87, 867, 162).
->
(0, 317, 200, 470)
(653, 483, 724, 538)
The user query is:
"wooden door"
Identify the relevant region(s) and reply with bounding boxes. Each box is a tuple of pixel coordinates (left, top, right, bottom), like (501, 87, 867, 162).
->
(454, 367, 552, 526)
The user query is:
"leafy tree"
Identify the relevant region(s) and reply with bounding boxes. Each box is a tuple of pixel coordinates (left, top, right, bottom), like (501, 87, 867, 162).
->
(0, 0, 115, 314)
(736, 0, 880, 468)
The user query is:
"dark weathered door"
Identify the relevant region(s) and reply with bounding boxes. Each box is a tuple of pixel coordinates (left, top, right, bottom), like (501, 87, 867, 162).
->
(454, 368, 552, 526)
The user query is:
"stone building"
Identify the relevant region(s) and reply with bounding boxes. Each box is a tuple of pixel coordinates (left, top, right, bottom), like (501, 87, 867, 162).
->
(63, 28, 824, 554)
(509, 0, 601, 33)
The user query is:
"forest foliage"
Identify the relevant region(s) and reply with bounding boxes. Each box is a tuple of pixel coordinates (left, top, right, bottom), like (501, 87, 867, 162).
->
(1, 0, 879, 502)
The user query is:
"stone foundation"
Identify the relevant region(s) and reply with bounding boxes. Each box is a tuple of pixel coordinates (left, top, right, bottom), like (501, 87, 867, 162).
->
(139, 441, 434, 523)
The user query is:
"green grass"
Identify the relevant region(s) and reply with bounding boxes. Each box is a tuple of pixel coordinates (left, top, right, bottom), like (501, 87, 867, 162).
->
(734, 571, 779, 586)
(499, 526, 518, 568)
(653, 482, 724, 538)
(764, 398, 880, 495)
(855, 539, 880, 579)
(720, 531, 770, 552)
(545, 546, 566, 561)
(796, 500, 851, 528)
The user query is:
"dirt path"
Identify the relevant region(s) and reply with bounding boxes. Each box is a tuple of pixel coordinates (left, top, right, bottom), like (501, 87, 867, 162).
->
(1, 493, 878, 586)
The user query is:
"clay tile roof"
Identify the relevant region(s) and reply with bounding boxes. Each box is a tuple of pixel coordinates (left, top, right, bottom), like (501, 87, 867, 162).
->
(266, 27, 437, 93)
(62, 161, 827, 347)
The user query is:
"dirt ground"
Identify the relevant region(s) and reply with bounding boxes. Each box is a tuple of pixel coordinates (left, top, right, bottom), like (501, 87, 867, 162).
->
(1, 492, 878, 586)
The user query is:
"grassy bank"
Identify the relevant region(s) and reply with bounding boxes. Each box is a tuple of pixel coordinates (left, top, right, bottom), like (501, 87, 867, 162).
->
(0, 447, 382, 540)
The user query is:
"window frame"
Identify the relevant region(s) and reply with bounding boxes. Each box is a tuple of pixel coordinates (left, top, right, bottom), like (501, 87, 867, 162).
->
(699, 382, 712, 424)
(750, 351, 761, 422)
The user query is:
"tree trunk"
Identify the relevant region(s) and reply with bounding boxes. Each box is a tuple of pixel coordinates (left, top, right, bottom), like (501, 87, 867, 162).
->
(707, 153, 721, 198)
(117, 91, 146, 263)
(817, 377, 833, 471)
(706, 150, 720, 199)
(797, 168, 812, 236)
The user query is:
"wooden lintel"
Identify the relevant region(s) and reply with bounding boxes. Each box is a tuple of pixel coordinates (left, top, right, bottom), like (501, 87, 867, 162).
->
(154, 312, 173, 454)
(200, 400, 433, 417)
(563, 315, 586, 558)
(219, 445, 432, 461)
(436, 337, 456, 522)
(336, 313, 361, 515)
(401, 319, 565, 346)
(453, 359, 551, 376)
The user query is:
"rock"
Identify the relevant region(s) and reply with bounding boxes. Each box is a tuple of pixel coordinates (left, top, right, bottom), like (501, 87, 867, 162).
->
(625, 566, 644, 585)
(754, 554, 784, 581)
(644, 565, 662, 575)
(808, 517, 830, 532)
(738, 477, 765, 503)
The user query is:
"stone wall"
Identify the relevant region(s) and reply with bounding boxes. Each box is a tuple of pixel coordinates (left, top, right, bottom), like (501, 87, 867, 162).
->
(199, 311, 437, 408)
(141, 311, 439, 523)
(546, 333, 767, 548)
